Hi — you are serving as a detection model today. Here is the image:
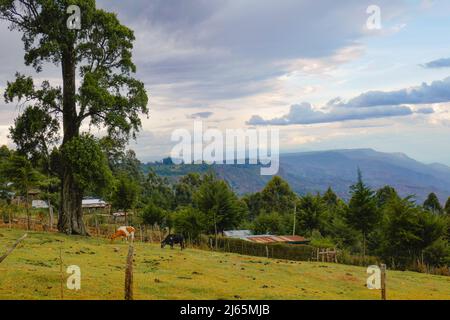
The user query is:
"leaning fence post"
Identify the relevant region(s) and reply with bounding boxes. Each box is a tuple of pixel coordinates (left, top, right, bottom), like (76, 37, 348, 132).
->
(124, 243, 134, 300)
(380, 264, 387, 300)
(0, 233, 28, 264)
(59, 248, 64, 300)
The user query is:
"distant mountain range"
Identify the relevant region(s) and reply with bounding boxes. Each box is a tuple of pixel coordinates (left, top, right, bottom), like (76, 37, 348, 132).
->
(143, 149, 450, 204)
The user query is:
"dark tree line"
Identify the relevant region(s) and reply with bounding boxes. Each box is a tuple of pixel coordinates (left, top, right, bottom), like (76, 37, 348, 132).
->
(1, 143, 449, 270)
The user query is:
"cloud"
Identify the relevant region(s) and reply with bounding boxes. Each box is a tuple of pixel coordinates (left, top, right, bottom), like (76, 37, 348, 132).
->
(334, 77, 450, 108)
(247, 102, 415, 126)
(422, 57, 450, 69)
(96, 0, 406, 102)
(247, 76, 450, 125)
(188, 111, 213, 119)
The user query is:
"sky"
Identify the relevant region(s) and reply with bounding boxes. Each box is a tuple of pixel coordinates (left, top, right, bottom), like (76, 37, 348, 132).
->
(1, 0, 450, 164)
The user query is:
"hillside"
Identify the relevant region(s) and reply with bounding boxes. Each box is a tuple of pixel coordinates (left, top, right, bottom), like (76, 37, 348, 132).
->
(144, 149, 450, 203)
(1, 228, 449, 300)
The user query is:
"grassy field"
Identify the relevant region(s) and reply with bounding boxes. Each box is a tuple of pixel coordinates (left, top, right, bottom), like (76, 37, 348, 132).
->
(0, 228, 449, 300)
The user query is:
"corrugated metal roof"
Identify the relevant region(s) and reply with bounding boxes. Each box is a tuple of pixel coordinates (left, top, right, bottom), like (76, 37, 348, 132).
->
(244, 235, 309, 244)
(82, 198, 108, 208)
(31, 200, 49, 209)
(224, 230, 253, 238)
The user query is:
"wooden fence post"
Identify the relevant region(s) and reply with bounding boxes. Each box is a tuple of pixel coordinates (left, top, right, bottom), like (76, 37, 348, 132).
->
(59, 248, 64, 300)
(95, 215, 99, 236)
(0, 233, 28, 264)
(380, 264, 387, 300)
(124, 244, 134, 300)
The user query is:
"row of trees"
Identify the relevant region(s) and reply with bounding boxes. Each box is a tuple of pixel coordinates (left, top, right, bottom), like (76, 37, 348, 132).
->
(142, 168, 450, 270)
(1, 142, 449, 269)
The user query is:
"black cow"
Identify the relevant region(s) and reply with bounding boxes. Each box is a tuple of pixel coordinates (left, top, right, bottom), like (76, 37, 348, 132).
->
(161, 234, 185, 250)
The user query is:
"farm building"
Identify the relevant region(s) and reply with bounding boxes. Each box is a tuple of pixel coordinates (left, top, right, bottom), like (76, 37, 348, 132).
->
(82, 198, 108, 209)
(82, 198, 110, 214)
(223, 230, 253, 238)
(224, 230, 310, 245)
(31, 200, 49, 209)
(244, 235, 310, 245)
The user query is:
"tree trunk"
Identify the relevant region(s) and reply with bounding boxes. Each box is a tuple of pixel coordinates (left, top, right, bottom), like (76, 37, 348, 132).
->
(48, 203, 54, 230)
(57, 46, 87, 236)
(25, 187, 30, 230)
(362, 232, 366, 261)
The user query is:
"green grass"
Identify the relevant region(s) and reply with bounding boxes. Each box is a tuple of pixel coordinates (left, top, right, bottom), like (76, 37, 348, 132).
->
(0, 228, 449, 300)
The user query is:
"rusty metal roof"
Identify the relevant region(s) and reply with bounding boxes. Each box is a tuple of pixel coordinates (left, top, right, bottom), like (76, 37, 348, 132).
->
(244, 235, 308, 244)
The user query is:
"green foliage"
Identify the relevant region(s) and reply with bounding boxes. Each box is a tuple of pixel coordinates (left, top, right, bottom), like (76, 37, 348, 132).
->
(322, 187, 338, 207)
(111, 149, 144, 182)
(380, 196, 447, 267)
(346, 170, 380, 256)
(9, 105, 59, 164)
(375, 185, 399, 208)
(0, 145, 13, 198)
(111, 173, 140, 212)
(0, 0, 149, 234)
(445, 197, 450, 215)
(242, 192, 264, 220)
(423, 238, 450, 267)
(0, 153, 43, 196)
(297, 194, 326, 234)
(174, 173, 202, 207)
(140, 203, 166, 227)
(141, 170, 174, 210)
(309, 230, 336, 248)
(193, 174, 246, 234)
(423, 192, 443, 214)
(260, 176, 296, 214)
(0, 1, 149, 139)
(173, 207, 205, 241)
(252, 212, 286, 235)
(322, 201, 360, 251)
(61, 134, 113, 195)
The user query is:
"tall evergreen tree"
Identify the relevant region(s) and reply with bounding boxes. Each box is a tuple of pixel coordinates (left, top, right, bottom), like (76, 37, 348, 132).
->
(381, 196, 447, 267)
(297, 194, 326, 234)
(375, 185, 399, 208)
(0, 154, 43, 229)
(445, 197, 450, 215)
(193, 174, 245, 237)
(347, 169, 380, 259)
(323, 187, 338, 207)
(260, 176, 296, 214)
(423, 192, 443, 214)
(111, 173, 140, 224)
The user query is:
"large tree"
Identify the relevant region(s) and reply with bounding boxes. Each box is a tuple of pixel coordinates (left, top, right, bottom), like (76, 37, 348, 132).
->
(445, 197, 450, 215)
(423, 192, 443, 214)
(193, 174, 246, 237)
(297, 193, 326, 234)
(381, 196, 447, 268)
(0, 1, 148, 235)
(347, 169, 380, 259)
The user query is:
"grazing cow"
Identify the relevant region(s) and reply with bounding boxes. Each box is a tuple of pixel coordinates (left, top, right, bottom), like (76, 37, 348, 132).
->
(110, 226, 135, 243)
(161, 234, 185, 250)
